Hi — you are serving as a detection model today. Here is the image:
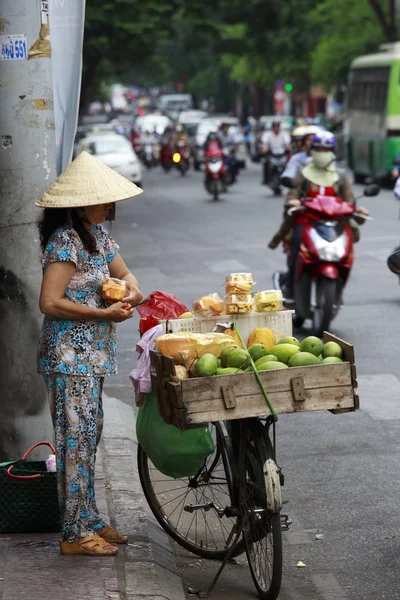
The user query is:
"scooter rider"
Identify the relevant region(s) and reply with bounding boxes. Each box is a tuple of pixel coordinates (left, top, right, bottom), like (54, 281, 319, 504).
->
(281, 125, 320, 183)
(269, 131, 369, 300)
(261, 120, 291, 185)
(204, 130, 223, 152)
(218, 121, 239, 183)
(172, 124, 190, 147)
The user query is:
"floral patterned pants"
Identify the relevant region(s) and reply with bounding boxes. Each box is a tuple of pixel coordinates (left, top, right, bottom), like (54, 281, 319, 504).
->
(42, 373, 107, 542)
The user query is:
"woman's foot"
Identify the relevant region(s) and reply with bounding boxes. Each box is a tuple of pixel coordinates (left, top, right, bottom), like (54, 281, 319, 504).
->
(59, 534, 118, 556)
(98, 525, 128, 545)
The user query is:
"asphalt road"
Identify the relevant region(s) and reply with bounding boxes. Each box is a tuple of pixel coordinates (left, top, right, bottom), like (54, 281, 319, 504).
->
(104, 160, 400, 600)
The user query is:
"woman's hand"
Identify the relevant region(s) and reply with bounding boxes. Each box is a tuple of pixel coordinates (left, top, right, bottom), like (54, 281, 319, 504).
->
(122, 283, 143, 307)
(357, 206, 369, 216)
(287, 199, 301, 208)
(103, 302, 134, 322)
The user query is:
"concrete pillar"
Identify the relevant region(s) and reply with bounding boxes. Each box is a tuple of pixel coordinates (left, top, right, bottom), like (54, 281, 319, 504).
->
(0, 1, 57, 460)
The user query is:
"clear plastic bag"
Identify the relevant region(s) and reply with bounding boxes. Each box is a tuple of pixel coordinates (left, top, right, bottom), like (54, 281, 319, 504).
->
(224, 293, 253, 314)
(225, 273, 254, 294)
(101, 278, 128, 303)
(253, 289, 284, 312)
(192, 293, 224, 317)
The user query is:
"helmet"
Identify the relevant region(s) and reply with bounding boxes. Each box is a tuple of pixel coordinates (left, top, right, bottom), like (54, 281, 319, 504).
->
(291, 126, 307, 141)
(176, 124, 184, 133)
(272, 119, 281, 126)
(311, 131, 336, 152)
(207, 131, 218, 141)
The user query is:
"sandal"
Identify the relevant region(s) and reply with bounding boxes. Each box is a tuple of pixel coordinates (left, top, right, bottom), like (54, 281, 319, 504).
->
(59, 534, 118, 556)
(98, 525, 128, 545)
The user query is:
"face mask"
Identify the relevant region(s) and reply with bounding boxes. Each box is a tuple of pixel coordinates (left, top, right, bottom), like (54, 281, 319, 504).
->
(311, 150, 335, 169)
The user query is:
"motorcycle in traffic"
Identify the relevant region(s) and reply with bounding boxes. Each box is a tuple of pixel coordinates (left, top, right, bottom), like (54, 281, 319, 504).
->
(173, 140, 190, 176)
(266, 148, 289, 196)
(204, 145, 226, 201)
(273, 183, 378, 334)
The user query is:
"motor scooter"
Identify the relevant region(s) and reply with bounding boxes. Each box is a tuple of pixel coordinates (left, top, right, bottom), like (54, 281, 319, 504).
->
(223, 148, 239, 185)
(160, 137, 174, 172)
(273, 184, 378, 334)
(266, 148, 289, 196)
(173, 140, 190, 176)
(204, 144, 226, 201)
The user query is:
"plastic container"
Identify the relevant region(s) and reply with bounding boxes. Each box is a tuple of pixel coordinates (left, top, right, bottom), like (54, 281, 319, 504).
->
(192, 293, 224, 317)
(225, 273, 254, 294)
(224, 294, 253, 314)
(161, 310, 294, 343)
(102, 278, 128, 303)
(253, 289, 284, 313)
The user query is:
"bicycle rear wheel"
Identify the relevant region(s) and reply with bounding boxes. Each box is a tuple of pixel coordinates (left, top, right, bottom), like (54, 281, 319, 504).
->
(241, 419, 282, 600)
(138, 422, 245, 560)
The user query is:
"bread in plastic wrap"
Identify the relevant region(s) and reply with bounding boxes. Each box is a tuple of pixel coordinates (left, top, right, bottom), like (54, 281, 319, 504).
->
(102, 278, 128, 303)
(192, 293, 224, 317)
(155, 332, 236, 365)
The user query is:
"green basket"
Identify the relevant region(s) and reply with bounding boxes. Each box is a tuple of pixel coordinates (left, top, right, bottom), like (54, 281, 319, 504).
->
(0, 442, 60, 533)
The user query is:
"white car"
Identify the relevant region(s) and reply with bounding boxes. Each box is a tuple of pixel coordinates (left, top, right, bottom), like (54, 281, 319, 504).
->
(76, 133, 143, 186)
(178, 110, 208, 126)
(135, 114, 172, 135)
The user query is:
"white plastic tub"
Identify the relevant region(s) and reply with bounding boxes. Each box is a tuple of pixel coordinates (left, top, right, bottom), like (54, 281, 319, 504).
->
(160, 310, 294, 344)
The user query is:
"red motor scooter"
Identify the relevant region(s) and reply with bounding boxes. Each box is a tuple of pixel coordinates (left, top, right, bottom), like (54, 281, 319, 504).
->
(273, 183, 378, 334)
(204, 143, 226, 201)
(160, 137, 174, 172)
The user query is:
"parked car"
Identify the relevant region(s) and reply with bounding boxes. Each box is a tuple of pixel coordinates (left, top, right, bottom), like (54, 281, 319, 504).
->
(192, 116, 246, 170)
(76, 133, 143, 186)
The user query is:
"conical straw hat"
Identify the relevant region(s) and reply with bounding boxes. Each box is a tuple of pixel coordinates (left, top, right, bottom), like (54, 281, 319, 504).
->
(36, 151, 143, 208)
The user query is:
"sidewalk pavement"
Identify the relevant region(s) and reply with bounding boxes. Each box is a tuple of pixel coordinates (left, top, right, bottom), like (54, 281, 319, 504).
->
(0, 393, 186, 600)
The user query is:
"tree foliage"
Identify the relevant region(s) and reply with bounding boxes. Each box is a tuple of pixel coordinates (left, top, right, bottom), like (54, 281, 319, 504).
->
(82, 0, 399, 109)
(310, 0, 388, 88)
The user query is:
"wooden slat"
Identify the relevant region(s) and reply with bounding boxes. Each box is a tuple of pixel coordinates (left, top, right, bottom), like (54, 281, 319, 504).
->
(180, 363, 352, 402)
(161, 355, 176, 376)
(184, 386, 355, 425)
(330, 408, 356, 415)
(170, 405, 186, 429)
(166, 381, 184, 408)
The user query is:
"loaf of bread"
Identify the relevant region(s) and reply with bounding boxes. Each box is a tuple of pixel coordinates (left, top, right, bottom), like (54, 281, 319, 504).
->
(101, 278, 128, 303)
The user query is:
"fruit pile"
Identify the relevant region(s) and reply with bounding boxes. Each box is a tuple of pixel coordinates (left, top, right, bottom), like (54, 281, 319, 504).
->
(193, 335, 345, 378)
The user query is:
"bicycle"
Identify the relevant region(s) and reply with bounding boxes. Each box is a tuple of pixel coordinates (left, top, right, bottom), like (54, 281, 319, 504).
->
(138, 414, 284, 599)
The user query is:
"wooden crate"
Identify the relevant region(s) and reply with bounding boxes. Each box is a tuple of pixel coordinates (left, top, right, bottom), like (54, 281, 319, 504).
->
(150, 332, 359, 431)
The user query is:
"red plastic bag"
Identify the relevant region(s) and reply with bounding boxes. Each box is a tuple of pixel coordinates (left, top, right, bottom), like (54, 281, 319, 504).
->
(137, 291, 188, 335)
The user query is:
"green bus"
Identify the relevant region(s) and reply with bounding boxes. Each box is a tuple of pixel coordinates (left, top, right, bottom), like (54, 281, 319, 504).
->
(348, 43, 400, 179)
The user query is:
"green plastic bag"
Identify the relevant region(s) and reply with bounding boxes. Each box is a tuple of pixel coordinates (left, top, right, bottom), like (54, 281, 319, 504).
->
(136, 393, 215, 478)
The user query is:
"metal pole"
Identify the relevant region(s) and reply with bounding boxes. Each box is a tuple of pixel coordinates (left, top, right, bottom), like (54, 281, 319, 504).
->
(0, 0, 57, 460)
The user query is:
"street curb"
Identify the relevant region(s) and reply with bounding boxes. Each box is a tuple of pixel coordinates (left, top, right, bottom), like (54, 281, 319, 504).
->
(100, 393, 186, 600)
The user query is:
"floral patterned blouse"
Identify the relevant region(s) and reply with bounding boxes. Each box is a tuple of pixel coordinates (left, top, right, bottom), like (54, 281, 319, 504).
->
(38, 225, 120, 377)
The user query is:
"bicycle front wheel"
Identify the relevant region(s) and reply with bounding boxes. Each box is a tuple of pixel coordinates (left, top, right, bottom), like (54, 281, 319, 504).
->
(138, 421, 245, 560)
(241, 419, 282, 600)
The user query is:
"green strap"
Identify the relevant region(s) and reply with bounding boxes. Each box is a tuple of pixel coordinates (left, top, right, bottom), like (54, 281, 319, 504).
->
(232, 323, 278, 422)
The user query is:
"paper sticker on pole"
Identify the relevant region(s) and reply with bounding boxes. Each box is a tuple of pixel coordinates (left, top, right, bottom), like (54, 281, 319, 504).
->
(41, 1, 49, 24)
(0, 34, 27, 61)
